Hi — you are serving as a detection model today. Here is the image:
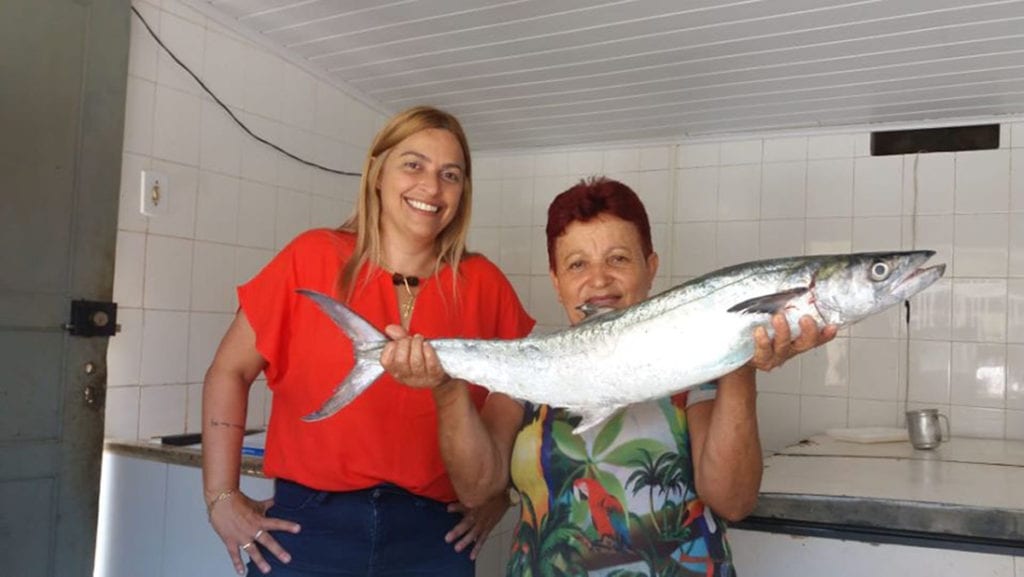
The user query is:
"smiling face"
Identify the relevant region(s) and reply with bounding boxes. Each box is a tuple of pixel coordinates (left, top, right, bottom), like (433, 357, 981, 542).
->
(377, 128, 466, 247)
(550, 214, 659, 326)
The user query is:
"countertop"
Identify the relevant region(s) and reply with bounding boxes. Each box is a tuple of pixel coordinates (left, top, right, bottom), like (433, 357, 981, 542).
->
(742, 434, 1024, 552)
(104, 436, 266, 478)
(105, 433, 1024, 550)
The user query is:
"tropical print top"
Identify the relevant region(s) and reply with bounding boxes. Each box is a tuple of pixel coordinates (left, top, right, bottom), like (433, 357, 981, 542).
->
(507, 385, 733, 577)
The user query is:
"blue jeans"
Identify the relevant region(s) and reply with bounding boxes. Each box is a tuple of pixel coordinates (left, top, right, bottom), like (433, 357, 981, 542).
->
(247, 480, 473, 577)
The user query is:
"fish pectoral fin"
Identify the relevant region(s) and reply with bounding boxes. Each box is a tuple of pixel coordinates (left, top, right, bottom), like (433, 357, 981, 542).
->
(571, 405, 624, 435)
(726, 287, 809, 314)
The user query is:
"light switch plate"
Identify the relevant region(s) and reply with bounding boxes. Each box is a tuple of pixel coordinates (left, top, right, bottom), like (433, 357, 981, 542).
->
(140, 170, 169, 216)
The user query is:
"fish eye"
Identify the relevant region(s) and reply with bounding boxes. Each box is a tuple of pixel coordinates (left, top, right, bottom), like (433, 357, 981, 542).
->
(869, 260, 891, 281)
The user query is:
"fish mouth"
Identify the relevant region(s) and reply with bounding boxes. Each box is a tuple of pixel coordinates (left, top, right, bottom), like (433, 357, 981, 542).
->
(892, 258, 946, 300)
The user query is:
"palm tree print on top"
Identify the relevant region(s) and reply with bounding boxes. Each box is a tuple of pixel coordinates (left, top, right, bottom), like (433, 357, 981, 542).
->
(507, 389, 735, 577)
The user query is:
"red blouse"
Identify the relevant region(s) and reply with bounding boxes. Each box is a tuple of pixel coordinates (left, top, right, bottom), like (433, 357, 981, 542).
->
(238, 229, 535, 501)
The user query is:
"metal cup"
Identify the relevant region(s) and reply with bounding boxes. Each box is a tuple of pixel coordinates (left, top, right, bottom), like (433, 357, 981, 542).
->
(905, 408, 951, 450)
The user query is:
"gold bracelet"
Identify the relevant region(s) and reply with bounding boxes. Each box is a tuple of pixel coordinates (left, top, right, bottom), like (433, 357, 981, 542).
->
(206, 489, 237, 519)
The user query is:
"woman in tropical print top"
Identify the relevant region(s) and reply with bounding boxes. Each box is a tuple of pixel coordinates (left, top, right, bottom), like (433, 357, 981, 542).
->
(510, 390, 728, 576)
(497, 177, 836, 576)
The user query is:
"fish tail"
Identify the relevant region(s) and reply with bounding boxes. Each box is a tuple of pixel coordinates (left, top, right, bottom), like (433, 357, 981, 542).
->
(301, 358, 384, 421)
(296, 289, 388, 422)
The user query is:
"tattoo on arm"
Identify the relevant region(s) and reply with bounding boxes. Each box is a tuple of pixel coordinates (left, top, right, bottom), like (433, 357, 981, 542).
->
(209, 419, 245, 430)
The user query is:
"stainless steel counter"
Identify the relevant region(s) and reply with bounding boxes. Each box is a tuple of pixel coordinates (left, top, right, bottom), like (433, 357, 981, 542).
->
(105, 434, 1024, 552)
(737, 435, 1024, 554)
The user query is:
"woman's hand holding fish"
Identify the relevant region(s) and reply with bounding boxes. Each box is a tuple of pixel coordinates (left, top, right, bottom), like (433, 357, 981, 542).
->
(444, 492, 511, 560)
(207, 489, 299, 575)
(748, 314, 837, 371)
(381, 325, 452, 389)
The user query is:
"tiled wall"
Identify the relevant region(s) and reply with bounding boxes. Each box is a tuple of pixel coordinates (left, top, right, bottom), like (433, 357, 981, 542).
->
(107, 1, 1024, 456)
(470, 122, 1024, 452)
(105, 0, 380, 440)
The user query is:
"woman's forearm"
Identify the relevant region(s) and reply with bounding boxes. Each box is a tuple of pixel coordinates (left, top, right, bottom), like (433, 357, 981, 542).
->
(201, 367, 251, 502)
(201, 311, 264, 504)
(432, 382, 520, 508)
(693, 367, 763, 521)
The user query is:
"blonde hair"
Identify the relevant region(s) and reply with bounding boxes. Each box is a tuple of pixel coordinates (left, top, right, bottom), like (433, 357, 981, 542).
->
(337, 106, 473, 300)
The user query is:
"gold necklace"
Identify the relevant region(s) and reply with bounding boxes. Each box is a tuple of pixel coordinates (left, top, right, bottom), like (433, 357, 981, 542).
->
(391, 272, 419, 324)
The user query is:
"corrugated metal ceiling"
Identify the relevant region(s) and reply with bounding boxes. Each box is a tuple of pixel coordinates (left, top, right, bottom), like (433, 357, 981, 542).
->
(197, 0, 1024, 150)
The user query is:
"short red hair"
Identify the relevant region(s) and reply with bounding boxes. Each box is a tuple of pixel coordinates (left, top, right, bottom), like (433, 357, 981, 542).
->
(546, 177, 653, 271)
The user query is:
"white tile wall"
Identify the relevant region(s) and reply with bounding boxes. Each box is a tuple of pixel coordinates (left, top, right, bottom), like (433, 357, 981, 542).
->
(677, 143, 719, 167)
(764, 137, 807, 162)
(473, 117, 1024, 451)
(139, 310, 189, 386)
(143, 235, 193, 310)
(807, 134, 856, 159)
(756, 393, 801, 451)
(107, 309, 144, 388)
(106, 0, 378, 440)
(800, 338, 849, 397)
(761, 161, 806, 219)
(1012, 148, 1024, 212)
(717, 164, 760, 220)
(802, 158, 851, 218)
(720, 140, 762, 165)
(905, 153, 954, 215)
(152, 87, 201, 166)
(195, 171, 239, 243)
(907, 340, 951, 405)
(849, 338, 901, 401)
(675, 166, 718, 222)
(759, 219, 805, 259)
(138, 383, 188, 439)
(848, 399, 899, 428)
(1007, 410, 1024, 441)
(799, 396, 848, 439)
(954, 214, 1009, 277)
(955, 150, 1011, 214)
(1009, 344, 1024, 411)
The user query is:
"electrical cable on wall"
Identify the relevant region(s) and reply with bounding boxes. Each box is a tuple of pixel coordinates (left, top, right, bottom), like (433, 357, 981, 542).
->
(902, 152, 921, 415)
(130, 5, 362, 178)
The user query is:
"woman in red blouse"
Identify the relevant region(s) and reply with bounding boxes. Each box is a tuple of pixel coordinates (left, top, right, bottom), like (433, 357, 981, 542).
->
(201, 106, 534, 576)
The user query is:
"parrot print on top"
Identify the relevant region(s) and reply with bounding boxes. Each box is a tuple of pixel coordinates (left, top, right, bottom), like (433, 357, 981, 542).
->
(507, 385, 734, 577)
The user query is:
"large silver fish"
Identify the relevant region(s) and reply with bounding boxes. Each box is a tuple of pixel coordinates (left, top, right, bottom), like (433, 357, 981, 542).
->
(299, 251, 944, 433)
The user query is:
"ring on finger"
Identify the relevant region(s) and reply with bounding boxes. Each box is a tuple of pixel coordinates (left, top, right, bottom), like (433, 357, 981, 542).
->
(253, 529, 264, 541)
(241, 541, 255, 551)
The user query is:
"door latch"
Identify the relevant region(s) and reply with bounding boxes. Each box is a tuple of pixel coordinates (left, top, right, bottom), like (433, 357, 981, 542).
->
(64, 300, 119, 337)
(83, 382, 106, 409)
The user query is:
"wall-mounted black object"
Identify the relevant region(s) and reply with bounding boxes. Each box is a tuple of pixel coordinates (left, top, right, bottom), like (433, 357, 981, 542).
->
(871, 124, 999, 156)
(65, 299, 119, 337)
(159, 429, 263, 445)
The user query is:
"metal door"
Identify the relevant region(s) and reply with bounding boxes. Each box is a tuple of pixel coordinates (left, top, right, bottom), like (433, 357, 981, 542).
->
(0, 0, 129, 575)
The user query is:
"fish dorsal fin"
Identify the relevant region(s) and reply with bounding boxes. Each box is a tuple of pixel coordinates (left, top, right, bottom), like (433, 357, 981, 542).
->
(575, 303, 617, 325)
(726, 287, 809, 314)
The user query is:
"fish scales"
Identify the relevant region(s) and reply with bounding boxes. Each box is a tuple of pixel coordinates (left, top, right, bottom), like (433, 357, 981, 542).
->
(299, 251, 945, 433)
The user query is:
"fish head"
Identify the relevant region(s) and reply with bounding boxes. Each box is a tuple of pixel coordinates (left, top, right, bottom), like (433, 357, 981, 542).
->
(811, 251, 945, 326)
